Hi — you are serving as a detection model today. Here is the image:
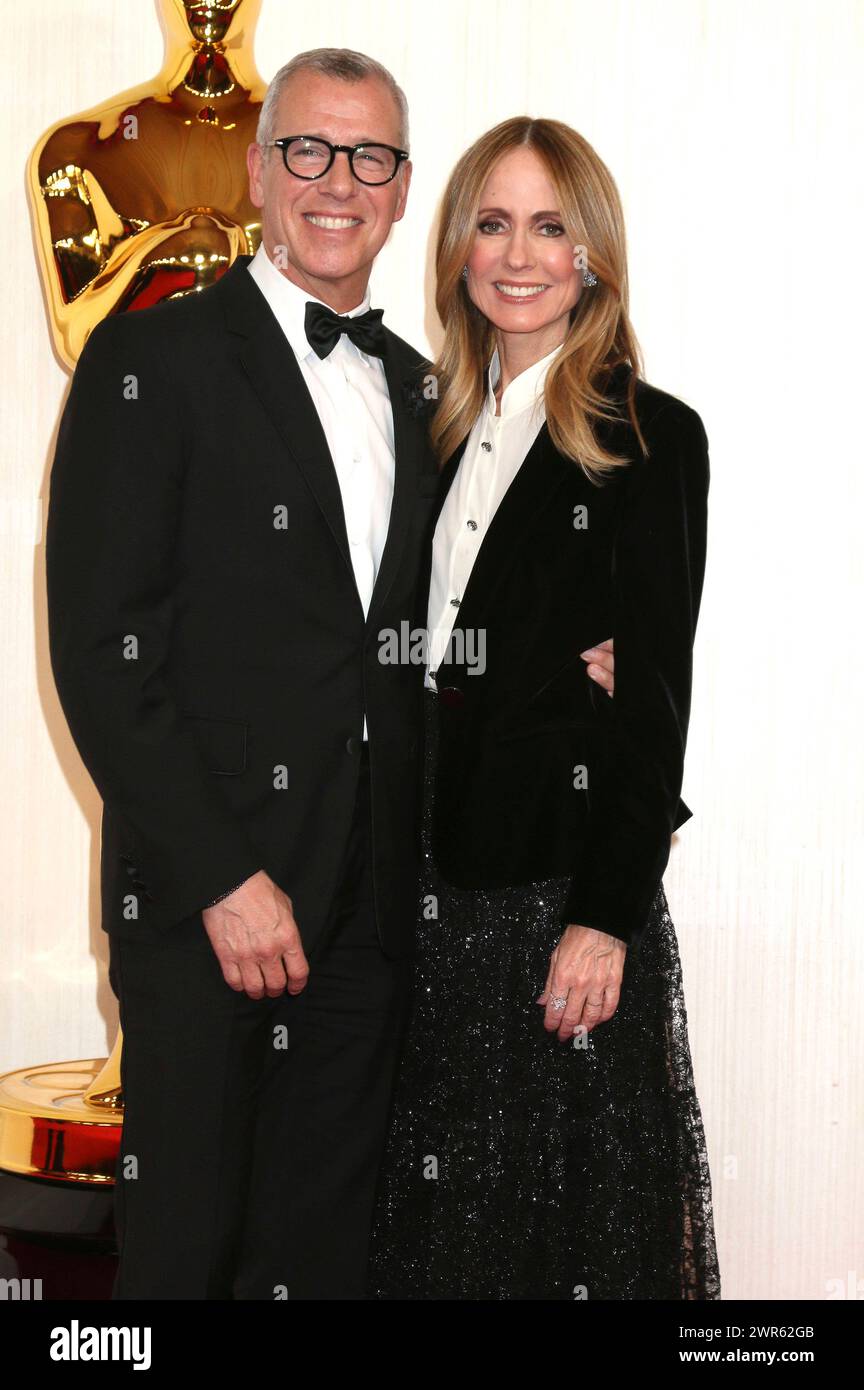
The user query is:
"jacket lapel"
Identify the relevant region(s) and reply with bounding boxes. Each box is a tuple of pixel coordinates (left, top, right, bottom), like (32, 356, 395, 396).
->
(436, 426, 576, 664)
(218, 254, 355, 579)
(434, 362, 634, 671)
(365, 336, 429, 627)
(456, 428, 575, 659)
(217, 254, 427, 627)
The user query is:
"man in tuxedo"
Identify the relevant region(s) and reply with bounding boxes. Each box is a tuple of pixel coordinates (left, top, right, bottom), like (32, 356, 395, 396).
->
(46, 47, 440, 1301)
(46, 47, 616, 1300)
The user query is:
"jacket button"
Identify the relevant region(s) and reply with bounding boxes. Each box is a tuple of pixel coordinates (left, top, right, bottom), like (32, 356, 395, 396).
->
(346, 736, 361, 756)
(438, 686, 464, 707)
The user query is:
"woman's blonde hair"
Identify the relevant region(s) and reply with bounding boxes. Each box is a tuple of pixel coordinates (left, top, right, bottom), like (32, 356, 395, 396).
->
(430, 117, 647, 478)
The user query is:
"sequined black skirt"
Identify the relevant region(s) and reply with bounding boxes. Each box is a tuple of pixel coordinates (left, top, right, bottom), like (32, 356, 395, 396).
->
(367, 688, 721, 1300)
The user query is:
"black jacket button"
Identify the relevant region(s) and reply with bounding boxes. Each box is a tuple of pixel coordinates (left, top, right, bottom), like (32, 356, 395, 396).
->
(438, 686, 464, 707)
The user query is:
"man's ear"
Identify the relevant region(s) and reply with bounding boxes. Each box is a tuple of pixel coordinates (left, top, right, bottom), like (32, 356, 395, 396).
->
(393, 160, 413, 223)
(247, 142, 265, 209)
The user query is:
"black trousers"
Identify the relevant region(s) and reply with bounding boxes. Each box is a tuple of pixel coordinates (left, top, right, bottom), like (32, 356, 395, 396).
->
(108, 749, 413, 1299)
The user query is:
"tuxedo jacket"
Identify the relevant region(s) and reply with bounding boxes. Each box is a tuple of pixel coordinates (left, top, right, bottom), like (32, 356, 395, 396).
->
(424, 364, 710, 950)
(46, 254, 438, 960)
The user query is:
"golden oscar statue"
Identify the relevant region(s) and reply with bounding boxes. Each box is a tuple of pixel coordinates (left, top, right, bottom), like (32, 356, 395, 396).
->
(0, 0, 266, 1216)
(30, 0, 265, 368)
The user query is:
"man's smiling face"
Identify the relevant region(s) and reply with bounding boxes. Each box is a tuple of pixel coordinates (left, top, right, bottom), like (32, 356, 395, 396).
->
(247, 70, 412, 312)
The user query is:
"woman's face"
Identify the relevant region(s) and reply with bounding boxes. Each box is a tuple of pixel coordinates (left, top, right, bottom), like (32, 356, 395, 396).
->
(465, 147, 582, 346)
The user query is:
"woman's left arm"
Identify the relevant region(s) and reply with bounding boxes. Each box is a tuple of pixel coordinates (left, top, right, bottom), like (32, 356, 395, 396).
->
(561, 401, 711, 952)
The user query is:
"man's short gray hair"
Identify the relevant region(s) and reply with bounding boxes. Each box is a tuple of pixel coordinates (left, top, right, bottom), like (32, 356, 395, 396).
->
(256, 48, 410, 152)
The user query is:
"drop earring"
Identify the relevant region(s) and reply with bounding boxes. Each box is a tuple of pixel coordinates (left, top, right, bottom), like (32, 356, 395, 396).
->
(461, 265, 469, 279)
(572, 244, 597, 288)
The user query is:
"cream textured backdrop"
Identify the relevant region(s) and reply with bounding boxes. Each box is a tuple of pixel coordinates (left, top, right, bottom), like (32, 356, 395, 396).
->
(2, 0, 862, 1301)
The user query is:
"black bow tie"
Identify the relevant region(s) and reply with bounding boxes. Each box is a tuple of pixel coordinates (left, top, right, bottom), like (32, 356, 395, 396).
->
(304, 301, 387, 360)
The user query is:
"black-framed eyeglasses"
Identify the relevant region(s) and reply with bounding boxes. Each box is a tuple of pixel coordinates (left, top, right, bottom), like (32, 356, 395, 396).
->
(264, 136, 409, 185)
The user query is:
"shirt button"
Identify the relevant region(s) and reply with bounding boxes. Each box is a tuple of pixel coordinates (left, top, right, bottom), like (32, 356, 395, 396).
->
(466, 519, 478, 530)
(481, 441, 492, 453)
(450, 597, 460, 607)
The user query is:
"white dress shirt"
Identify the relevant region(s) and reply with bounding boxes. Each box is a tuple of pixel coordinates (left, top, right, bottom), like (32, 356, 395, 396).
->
(425, 344, 559, 688)
(247, 243, 396, 738)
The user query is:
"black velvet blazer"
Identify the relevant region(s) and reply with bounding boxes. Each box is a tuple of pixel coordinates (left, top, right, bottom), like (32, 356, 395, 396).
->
(423, 364, 710, 950)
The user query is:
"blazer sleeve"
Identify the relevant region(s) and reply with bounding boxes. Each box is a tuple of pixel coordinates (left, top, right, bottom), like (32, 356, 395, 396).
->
(562, 402, 710, 948)
(46, 315, 263, 931)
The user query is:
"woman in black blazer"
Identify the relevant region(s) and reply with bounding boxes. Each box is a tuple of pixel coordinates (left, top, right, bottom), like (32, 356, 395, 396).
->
(370, 118, 720, 1300)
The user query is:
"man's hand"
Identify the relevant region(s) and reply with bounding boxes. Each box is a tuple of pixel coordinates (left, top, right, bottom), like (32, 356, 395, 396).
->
(580, 637, 614, 696)
(536, 924, 627, 1040)
(201, 870, 309, 1000)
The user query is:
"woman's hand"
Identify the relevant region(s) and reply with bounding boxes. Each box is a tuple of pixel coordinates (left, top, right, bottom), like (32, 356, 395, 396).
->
(580, 637, 614, 695)
(537, 924, 627, 1040)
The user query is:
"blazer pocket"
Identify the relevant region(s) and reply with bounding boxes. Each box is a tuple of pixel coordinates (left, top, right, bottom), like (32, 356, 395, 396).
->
(180, 712, 248, 775)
